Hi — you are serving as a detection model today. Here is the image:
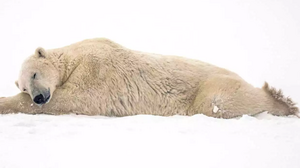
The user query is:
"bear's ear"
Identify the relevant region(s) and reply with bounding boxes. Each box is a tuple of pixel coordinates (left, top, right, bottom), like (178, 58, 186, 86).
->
(35, 47, 47, 58)
(15, 80, 19, 88)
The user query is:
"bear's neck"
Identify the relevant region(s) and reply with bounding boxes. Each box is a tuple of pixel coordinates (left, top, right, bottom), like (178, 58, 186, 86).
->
(48, 49, 82, 86)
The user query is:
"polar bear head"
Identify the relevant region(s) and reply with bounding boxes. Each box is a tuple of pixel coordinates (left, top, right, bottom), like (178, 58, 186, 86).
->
(15, 48, 60, 105)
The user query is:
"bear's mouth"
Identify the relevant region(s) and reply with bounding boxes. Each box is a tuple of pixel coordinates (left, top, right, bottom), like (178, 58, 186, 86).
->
(44, 88, 51, 104)
(45, 94, 51, 104)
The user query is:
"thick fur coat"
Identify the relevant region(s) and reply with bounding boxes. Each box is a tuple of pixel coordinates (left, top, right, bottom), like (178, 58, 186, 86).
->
(0, 38, 298, 118)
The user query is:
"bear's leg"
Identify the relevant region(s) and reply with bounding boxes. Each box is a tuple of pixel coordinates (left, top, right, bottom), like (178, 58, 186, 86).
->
(188, 75, 294, 118)
(0, 88, 86, 115)
(261, 82, 299, 117)
(0, 93, 41, 114)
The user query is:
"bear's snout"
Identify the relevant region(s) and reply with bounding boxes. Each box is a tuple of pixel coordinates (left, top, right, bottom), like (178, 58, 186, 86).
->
(33, 92, 50, 105)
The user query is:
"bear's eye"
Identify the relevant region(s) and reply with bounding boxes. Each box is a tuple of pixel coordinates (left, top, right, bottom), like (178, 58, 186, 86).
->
(23, 88, 26, 92)
(33, 73, 37, 79)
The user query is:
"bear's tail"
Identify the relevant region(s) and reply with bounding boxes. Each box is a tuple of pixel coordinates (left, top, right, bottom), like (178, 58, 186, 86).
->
(262, 82, 299, 117)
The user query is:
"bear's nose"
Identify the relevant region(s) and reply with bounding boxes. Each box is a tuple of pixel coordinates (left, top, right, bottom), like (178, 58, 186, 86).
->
(33, 94, 45, 104)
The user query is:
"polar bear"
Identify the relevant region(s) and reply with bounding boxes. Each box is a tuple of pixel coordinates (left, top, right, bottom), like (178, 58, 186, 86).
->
(0, 38, 299, 118)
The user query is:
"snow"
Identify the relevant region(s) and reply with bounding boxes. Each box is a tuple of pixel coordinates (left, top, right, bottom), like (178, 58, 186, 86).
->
(0, 113, 300, 168)
(213, 105, 219, 113)
(1, 0, 300, 167)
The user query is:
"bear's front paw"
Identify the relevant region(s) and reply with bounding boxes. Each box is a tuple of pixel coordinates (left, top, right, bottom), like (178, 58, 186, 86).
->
(0, 97, 15, 114)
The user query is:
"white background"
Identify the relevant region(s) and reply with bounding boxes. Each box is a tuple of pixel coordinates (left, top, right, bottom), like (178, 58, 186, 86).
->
(0, 0, 299, 101)
(0, 0, 300, 168)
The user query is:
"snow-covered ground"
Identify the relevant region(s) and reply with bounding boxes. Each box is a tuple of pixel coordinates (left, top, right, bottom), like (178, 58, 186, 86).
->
(0, 113, 300, 168)
(0, 0, 300, 167)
